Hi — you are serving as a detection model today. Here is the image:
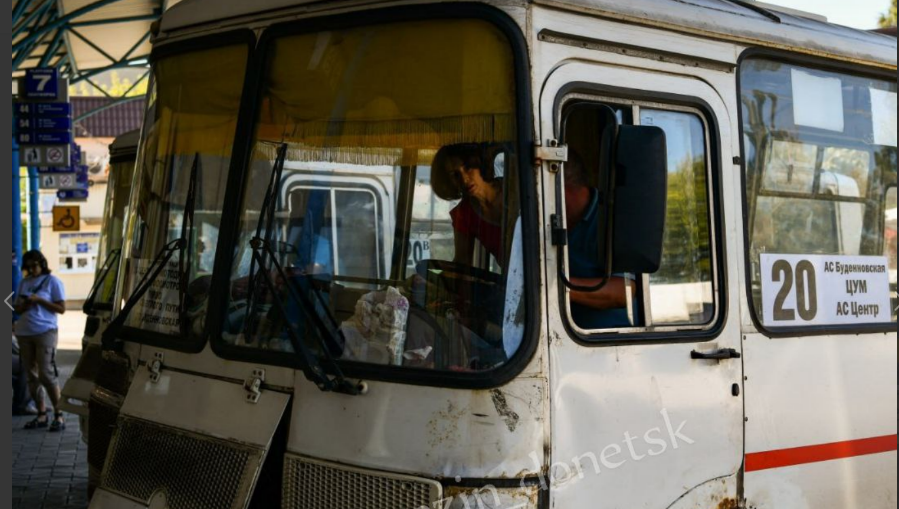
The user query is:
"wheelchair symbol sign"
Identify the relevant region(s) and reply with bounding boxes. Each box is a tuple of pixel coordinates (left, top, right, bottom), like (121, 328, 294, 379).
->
(52, 206, 80, 232)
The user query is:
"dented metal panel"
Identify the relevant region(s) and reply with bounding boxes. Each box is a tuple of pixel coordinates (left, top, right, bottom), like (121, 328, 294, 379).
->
(443, 485, 540, 508)
(288, 375, 547, 480)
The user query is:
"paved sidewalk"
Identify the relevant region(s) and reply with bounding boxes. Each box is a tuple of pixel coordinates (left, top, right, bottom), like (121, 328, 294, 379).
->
(12, 313, 90, 509)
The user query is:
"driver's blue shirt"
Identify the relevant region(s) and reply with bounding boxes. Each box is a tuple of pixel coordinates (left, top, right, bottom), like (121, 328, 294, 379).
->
(568, 189, 632, 329)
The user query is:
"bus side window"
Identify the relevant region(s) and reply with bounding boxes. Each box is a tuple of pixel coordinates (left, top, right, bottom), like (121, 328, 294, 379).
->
(563, 102, 717, 333)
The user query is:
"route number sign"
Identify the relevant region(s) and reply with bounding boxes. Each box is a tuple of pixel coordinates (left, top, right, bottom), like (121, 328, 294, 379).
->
(761, 254, 892, 326)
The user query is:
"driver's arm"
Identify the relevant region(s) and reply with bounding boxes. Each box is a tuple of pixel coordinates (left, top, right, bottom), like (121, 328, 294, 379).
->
(569, 276, 633, 310)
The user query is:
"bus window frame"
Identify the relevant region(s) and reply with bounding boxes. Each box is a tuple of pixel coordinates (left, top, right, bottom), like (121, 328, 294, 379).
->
(887, 184, 898, 307)
(552, 85, 728, 347)
(283, 179, 389, 281)
(111, 29, 258, 354)
(736, 48, 898, 339)
(205, 4, 541, 391)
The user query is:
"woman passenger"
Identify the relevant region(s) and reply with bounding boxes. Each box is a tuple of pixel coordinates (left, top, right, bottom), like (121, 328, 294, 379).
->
(431, 144, 505, 267)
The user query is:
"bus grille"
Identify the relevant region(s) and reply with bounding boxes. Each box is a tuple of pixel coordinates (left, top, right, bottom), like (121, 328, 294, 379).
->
(283, 455, 441, 509)
(102, 416, 264, 509)
(87, 395, 119, 473)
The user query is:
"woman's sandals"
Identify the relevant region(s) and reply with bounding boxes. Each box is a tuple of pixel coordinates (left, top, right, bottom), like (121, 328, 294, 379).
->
(23, 412, 49, 430)
(49, 412, 66, 432)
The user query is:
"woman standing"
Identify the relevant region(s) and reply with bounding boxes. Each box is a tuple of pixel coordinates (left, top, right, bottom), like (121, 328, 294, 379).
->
(14, 250, 67, 431)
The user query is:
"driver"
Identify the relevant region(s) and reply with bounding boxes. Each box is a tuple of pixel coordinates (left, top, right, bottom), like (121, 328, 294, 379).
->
(431, 144, 505, 268)
(565, 151, 634, 329)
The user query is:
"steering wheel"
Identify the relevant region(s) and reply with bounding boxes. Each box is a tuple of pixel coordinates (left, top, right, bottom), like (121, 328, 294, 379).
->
(414, 259, 503, 286)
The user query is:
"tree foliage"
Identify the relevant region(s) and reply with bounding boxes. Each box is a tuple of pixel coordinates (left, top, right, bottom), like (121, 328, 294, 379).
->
(880, 0, 897, 28)
(654, 157, 712, 285)
(69, 71, 148, 97)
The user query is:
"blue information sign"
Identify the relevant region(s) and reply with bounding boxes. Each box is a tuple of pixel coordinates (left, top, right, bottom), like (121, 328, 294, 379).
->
(57, 189, 89, 201)
(19, 132, 73, 145)
(16, 103, 73, 117)
(18, 117, 72, 131)
(37, 164, 88, 178)
(24, 69, 60, 100)
(36, 117, 72, 130)
(71, 145, 82, 166)
(36, 102, 71, 117)
(36, 167, 76, 174)
(76, 165, 89, 186)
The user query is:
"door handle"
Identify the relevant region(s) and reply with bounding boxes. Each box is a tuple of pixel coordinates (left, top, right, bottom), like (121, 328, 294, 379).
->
(691, 348, 742, 361)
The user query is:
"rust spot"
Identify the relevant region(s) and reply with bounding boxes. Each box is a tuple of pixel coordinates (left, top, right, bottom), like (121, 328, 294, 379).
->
(717, 498, 740, 509)
(490, 389, 520, 433)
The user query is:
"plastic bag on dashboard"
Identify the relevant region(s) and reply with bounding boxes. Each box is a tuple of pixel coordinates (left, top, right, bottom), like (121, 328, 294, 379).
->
(340, 287, 410, 365)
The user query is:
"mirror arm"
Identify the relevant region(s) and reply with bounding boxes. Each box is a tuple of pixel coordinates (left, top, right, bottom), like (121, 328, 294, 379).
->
(553, 214, 615, 293)
(558, 262, 612, 293)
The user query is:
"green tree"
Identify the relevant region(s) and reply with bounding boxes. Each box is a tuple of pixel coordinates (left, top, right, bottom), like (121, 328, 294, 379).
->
(69, 71, 148, 97)
(880, 0, 897, 27)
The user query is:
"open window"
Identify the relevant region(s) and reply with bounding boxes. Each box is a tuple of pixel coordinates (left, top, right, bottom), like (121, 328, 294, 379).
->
(560, 98, 718, 336)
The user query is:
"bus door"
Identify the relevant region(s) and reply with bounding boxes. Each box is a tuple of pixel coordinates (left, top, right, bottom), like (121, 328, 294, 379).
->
(540, 60, 744, 507)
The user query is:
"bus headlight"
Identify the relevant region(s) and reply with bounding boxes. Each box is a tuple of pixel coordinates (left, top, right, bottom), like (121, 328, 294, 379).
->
(443, 484, 542, 509)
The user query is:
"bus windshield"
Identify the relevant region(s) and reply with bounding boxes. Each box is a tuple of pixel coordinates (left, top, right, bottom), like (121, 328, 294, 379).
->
(221, 18, 527, 374)
(741, 58, 898, 326)
(90, 154, 136, 310)
(118, 43, 249, 340)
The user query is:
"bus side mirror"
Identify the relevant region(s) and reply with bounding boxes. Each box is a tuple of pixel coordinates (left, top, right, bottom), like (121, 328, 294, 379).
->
(609, 125, 668, 274)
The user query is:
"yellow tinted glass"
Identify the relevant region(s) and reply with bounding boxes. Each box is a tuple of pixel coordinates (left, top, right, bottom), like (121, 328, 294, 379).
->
(257, 19, 515, 165)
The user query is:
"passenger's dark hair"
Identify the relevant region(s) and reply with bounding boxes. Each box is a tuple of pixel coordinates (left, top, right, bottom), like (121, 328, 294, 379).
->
(431, 143, 494, 201)
(22, 250, 51, 276)
(564, 149, 588, 188)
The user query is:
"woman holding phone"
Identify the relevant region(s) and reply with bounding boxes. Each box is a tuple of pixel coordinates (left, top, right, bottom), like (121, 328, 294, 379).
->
(14, 250, 67, 431)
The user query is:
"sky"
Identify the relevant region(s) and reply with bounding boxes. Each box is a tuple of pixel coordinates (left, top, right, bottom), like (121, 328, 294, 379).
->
(763, 0, 892, 29)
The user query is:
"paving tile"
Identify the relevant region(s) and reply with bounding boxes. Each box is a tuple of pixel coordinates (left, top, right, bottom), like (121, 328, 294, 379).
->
(12, 355, 89, 509)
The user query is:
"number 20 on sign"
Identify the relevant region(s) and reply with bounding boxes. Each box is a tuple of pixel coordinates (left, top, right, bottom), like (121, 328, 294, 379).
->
(761, 254, 892, 327)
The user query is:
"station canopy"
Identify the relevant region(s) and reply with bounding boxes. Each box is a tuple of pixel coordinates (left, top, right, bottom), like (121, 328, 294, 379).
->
(11, 0, 184, 101)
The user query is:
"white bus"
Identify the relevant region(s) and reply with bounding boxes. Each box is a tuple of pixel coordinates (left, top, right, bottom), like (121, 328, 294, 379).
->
(90, 1, 898, 508)
(58, 130, 141, 494)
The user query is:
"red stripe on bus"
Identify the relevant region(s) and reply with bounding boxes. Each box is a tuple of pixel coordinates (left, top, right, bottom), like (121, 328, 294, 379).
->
(746, 435, 898, 472)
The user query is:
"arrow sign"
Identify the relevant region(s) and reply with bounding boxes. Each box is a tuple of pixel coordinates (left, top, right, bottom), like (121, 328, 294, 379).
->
(5, 292, 14, 311)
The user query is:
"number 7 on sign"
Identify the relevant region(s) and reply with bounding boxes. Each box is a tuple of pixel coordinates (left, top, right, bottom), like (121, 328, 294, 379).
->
(33, 74, 53, 93)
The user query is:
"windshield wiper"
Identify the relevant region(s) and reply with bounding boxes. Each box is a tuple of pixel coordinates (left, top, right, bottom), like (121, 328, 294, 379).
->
(83, 248, 122, 315)
(178, 154, 199, 337)
(102, 154, 201, 348)
(244, 142, 360, 396)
